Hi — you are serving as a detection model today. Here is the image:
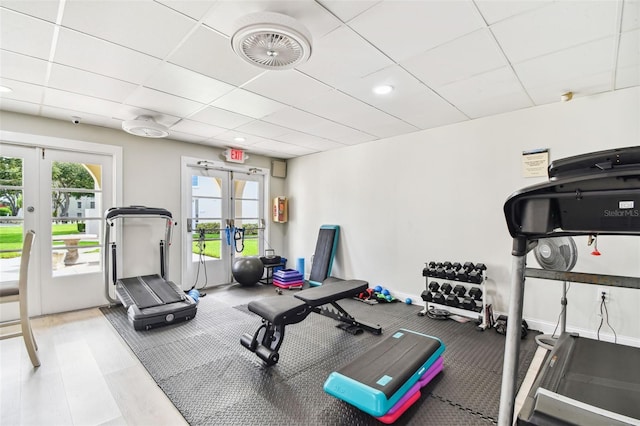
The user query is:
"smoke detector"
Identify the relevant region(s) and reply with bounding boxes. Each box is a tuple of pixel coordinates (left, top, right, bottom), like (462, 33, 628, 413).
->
(122, 115, 169, 138)
(231, 12, 312, 70)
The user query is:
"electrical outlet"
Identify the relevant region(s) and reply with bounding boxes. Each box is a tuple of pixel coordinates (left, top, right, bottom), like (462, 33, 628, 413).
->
(597, 287, 609, 302)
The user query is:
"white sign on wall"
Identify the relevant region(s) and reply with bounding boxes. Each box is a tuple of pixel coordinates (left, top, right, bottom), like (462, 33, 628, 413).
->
(522, 149, 549, 178)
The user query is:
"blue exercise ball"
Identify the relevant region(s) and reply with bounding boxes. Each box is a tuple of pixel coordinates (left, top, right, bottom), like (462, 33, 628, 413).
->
(232, 257, 264, 286)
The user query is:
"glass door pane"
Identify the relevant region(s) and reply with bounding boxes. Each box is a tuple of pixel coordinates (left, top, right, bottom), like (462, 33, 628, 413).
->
(232, 175, 263, 258)
(50, 161, 102, 276)
(0, 154, 25, 283)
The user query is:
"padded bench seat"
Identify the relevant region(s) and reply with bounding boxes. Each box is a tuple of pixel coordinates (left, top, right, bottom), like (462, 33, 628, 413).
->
(248, 296, 310, 325)
(241, 278, 381, 366)
(296, 279, 368, 306)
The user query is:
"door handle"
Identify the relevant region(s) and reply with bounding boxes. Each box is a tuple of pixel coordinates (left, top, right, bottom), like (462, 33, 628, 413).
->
(27, 206, 35, 212)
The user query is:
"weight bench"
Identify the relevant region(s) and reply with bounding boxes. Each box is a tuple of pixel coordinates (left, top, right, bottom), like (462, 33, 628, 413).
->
(324, 329, 445, 423)
(240, 278, 382, 365)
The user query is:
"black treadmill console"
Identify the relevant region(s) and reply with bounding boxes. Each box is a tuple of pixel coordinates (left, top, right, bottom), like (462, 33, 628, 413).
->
(504, 147, 640, 238)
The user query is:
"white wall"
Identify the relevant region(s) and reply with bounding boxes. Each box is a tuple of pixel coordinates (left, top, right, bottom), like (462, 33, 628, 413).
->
(0, 112, 287, 288)
(285, 87, 640, 344)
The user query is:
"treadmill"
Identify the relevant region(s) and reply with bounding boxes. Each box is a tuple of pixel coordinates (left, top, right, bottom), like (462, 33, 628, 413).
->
(104, 206, 197, 330)
(498, 147, 640, 425)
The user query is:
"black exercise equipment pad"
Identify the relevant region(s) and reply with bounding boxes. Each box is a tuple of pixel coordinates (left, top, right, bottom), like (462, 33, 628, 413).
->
(295, 279, 368, 306)
(247, 296, 310, 325)
(309, 227, 337, 284)
(335, 329, 443, 399)
(119, 274, 182, 309)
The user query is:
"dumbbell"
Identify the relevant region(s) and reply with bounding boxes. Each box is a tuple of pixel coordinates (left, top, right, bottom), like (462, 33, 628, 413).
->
(461, 297, 477, 311)
(453, 285, 466, 297)
(435, 266, 446, 278)
(421, 290, 433, 302)
(446, 294, 460, 307)
(468, 263, 487, 284)
(432, 292, 446, 305)
(468, 287, 483, 300)
(451, 262, 462, 271)
(442, 261, 452, 269)
(440, 283, 452, 295)
(428, 281, 440, 292)
(445, 268, 457, 280)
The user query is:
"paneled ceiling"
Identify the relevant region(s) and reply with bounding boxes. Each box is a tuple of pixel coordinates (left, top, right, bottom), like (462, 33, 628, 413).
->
(1, 0, 638, 159)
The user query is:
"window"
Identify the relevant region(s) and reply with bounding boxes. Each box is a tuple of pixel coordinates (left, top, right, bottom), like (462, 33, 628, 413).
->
(77, 201, 82, 208)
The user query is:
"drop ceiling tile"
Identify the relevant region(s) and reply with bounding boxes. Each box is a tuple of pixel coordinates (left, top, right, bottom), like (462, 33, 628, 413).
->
(234, 120, 291, 139)
(156, 0, 216, 21)
(124, 87, 204, 118)
(296, 89, 417, 138)
(0, 98, 40, 116)
(617, 29, 640, 68)
(54, 28, 162, 84)
(169, 119, 227, 139)
(144, 62, 235, 104)
(307, 120, 376, 145)
(168, 26, 264, 86)
(61, 0, 196, 58)
(317, 0, 381, 22)
(242, 70, 332, 108)
(0, 8, 55, 60)
(0, 51, 49, 85)
(201, 0, 341, 38)
(262, 106, 334, 133)
(296, 25, 393, 87)
(251, 140, 317, 157)
(515, 37, 614, 89)
(348, 0, 485, 62)
(401, 29, 506, 88)
(0, 78, 45, 104)
(438, 66, 532, 118)
(211, 89, 286, 119)
(40, 105, 112, 128)
(166, 129, 208, 145)
(1, 1, 60, 22)
(491, 1, 618, 64)
(190, 106, 254, 129)
(338, 65, 468, 129)
(48, 64, 138, 103)
(474, 0, 553, 25)
(525, 71, 612, 105)
(212, 130, 268, 146)
(451, 90, 532, 119)
(621, 0, 640, 32)
(615, 65, 640, 89)
(43, 88, 122, 118)
(277, 131, 345, 151)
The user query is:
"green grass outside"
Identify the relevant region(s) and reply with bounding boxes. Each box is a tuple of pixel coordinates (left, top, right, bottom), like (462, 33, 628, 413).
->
(192, 235, 258, 258)
(1, 225, 258, 259)
(0, 224, 95, 258)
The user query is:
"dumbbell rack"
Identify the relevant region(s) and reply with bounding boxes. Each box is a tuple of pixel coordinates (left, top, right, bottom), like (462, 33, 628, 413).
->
(419, 261, 491, 330)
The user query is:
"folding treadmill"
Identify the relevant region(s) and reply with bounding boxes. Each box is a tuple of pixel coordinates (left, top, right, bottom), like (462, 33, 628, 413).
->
(104, 206, 197, 330)
(498, 147, 640, 425)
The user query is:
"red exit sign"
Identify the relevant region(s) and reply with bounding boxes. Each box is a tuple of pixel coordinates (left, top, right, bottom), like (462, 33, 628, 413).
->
(225, 148, 246, 163)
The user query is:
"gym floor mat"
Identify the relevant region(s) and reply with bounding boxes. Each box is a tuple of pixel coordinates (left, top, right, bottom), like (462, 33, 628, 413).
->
(101, 286, 538, 425)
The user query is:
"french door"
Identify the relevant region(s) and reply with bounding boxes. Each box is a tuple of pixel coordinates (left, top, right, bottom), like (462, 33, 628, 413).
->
(0, 143, 114, 317)
(181, 157, 266, 289)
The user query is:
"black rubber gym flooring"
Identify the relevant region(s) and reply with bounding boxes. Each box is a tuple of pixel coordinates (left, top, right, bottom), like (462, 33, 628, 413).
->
(101, 283, 539, 425)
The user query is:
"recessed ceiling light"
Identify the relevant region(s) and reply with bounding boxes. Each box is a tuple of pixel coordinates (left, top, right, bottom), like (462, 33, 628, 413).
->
(373, 85, 393, 95)
(234, 137, 246, 142)
(0, 86, 13, 93)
